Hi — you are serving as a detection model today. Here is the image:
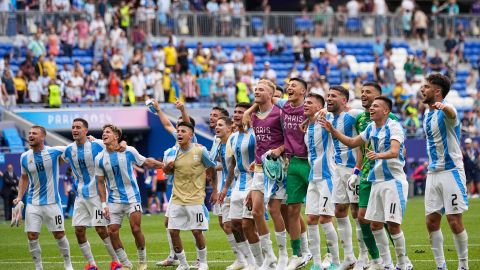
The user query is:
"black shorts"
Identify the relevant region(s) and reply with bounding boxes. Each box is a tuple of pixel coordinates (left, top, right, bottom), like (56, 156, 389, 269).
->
(157, 181, 167, 192)
(294, 52, 301, 62)
(416, 28, 426, 36)
(147, 188, 155, 198)
(466, 170, 480, 184)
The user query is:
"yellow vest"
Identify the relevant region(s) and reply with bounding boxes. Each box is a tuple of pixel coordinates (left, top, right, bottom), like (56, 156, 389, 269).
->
(171, 144, 207, 205)
(236, 82, 250, 103)
(120, 6, 130, 27)
(122, 80, 135, 104)
(48, 84, 61, 107)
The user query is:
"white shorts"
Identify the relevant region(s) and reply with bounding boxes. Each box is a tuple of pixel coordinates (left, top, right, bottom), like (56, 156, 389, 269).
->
(332, 165, 359, 204)
(425, 169, 469, 216)
(167, 203, 209, 231)
(213, 203, 222, 216)
(221, 197, 231, 223)
(305, 180, 335, 217)
(365, 180, 408, 224)
(108, 202, 143, 225)
(250, 171, 287, 201)
(229, 189, 253, 220)
(72, 196, 108, 227)
(25, 204, 64, 233)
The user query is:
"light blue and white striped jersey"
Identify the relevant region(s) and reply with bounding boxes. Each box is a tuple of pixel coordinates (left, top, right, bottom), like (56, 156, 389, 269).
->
(305, 122, 335, 186)
(209, 135, 233, 197)
(95, 146, 146, 204)
(62, 139, 105, 198)
(330, 110, 361, 168)
(228, 130, 255, 192)
(423, 102, 463, 172)
(163, 145, 178, 185)
(360, 119, 407, 183)
(20, 146, 66, 206)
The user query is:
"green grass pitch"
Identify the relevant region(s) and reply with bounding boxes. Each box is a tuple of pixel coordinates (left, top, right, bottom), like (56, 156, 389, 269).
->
(0, 197, 478, 269)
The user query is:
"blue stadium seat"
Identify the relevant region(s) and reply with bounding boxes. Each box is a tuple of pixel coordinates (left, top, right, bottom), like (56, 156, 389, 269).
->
(2, 128, 24, 153)
(346, 18, 361, 33)
(251, 17, 264, 33)
(295, 18, 313, 32)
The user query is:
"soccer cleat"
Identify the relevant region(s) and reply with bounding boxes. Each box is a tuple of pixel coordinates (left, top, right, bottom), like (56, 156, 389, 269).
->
(65, 264, 74, 270)
(156, 256, 180, 267)
(457, 268, 468, 270)
(353, 258, 369, 270)
(243, 265, 256, 270)
(190, 259, 200, 269)
(226, 260, 247, 270)
(198, 262, 209, 270)
(121, 266, 132, 270)
(138, 263, 148, 270)
(175, 264, 189, 270)
(85, 263, 99, 270)
(338, 256, 356, 270)
(309, 264, 322, 270)
(321, 253, 333, 269)
(327, 264, 340, 270)
(301, 252, 313, 268)
(436, 262, 448, 270)
(110, 261, 123, 270)
(261, 256, 278, 270)
(276, 254, 288, 270)
(366, 262, 384, 270)
(383, 264, 395, 270)
(286, 256, 304, 270)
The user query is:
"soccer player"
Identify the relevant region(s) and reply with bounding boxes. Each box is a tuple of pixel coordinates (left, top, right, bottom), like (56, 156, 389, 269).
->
(62, 118, 122, 270)
(325, 86, 362, 269)
(245, 79, 287, 270)
(353, 82, 399, 269)
(14, 125, 74, 270)
(164, 121, 216, 270)
(211, 117, 248, 270)
(219, 102, 259, 270)
(421, 74, 469, 270)
(209, 106, 231, 134)
(303, 93, 341, 270)
(96, 124, 164, 270)
(321, 96, 410, 270)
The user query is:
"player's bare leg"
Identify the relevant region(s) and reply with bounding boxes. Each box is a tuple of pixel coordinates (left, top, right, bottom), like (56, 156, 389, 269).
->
(109, 224, 133, 269)
(192, 229, 208, 270)
(157, 217, 180, 267)
(268, 199, 287, 270)
(129, 212, 147, 269)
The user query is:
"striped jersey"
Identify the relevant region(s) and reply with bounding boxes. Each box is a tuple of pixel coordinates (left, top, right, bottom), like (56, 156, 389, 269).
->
(228, 130, 255, 192)
(95, 146, 146, 204)
(330, 110, 361, 168)
(218, 141, 233, 197)
(423, 102, 463, 172)
(305, 121, 336, 184)
(62, 139, 105, 198)
(163, 145, 178, 185)
(20, 146, 66, 205)
(360, 119, 407, 183)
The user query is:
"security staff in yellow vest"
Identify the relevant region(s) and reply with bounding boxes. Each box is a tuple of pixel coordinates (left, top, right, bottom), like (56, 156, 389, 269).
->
(48, 79, 61, 108)
(236, 81, 250, 103)
(163, 121, 217, 270)
(122, 73, 135, 105)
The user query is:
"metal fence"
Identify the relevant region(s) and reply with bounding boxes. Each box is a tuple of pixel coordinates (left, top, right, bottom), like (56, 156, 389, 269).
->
(1, 11, 479, 39)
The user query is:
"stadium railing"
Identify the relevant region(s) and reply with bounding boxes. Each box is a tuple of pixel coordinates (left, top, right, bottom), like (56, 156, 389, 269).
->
(1, 11, 479, 38)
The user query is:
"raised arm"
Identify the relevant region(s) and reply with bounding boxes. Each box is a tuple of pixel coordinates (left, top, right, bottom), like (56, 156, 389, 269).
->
(151, 99, 176, 134)
(175, 100, 191, 124)
(320, 117, 365, 148)
(432, 102, 456, 120)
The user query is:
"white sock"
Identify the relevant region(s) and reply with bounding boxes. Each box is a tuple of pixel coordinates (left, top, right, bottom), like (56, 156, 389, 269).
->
(275, 230, 288, 257)
(453, 230, 469, 269)
(175, 250, 189, 266)
(336, 217, 354, 258)
(167, 230, 175, 258)
(372, 228, 392, 266)
(79, 241, 95, 265)
(249, 241, 264, 267)
(238, 240, 255, 265)
(55, 236, 72, 268)
(430, 230, 445, 267)
(354, 219, 368, 259)
(115, 248, 132, 267)
(227, 234, 244, 262)
(300, 231, 310, 256)
(260, 233, 276, 259)
(102, 237, 119, 262)
(391, 231, 407, 267)
(28, 239, 43, 270)
(321, 222, 340, 265)
(137, 247, 147, 264)
(307, 224, 321, 265)
(197, 247, 207, 264)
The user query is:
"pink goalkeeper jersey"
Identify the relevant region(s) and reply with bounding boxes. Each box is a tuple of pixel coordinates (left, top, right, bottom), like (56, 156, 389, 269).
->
(252, 105, 284, 163)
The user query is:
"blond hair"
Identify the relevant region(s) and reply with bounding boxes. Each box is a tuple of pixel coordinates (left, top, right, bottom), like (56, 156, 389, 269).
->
(257, 79, 276, 94)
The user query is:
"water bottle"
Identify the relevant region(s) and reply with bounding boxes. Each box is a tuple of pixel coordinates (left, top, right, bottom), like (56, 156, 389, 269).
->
(145, 99, 157, 114)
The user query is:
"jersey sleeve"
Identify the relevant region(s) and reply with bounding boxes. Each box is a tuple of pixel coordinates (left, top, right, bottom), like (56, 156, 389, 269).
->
(275, 99, 287, 108)
(20, 153, 28, 175)
(94, 139, 106, 149)
(61, 146, 70, 163)
(201, 146, 217, 168)
(348, 108, 363, 118)
(94, 155, 104, 177)
(126, 146, 146, 166)
(389, 121, 405, 144)
(360, 123, 373, 142)
(444, 105, 459, 126)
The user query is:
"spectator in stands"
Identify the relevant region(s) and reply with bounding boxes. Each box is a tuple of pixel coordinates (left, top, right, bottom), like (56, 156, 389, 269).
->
(275, 28, 286, 54)
(90, 13, 107, 36)
(474, 108, 480, 135)
(119, 0, 134, 32)
(259, 61, 277, 82)
(28, 74, 43, 103)
(374, 0, 388, 36)
(44, 54, 57, 80)
(62, 167, 75, 218)
(264, 29, 276, 56)
(164, 40, 177, 71)
(338, 50, 350, 82)
(108, 71, 121, 104)
(48, 78, 61, 107)
(401, 7, 413, 38)
(231, 0, 244, 37)
(325, 37, 338, 65)
(132, 24, 146, 48)
(13, 70, 27, 104)
(1, 164, 19, 220)
(197, 71, 213, 103)
(12, 30, 28, 60)
(461, 110, 476, 136)
(47, 27, 60, 57)
(463, 138, 480, 198)
(444, 31, 457, 54)
(2, 69, 16, 108)
(292, 30, 302, 64)
(438, 0, 460, 16)
(301, 64, 315, 83)
(219, 0, 231, 36)
(182, 69, 198, 102)
(411, 161, 428, 195)
(316, 51, 329, 78)
(372, 36, 384, 57)
(132, 66, 146, 102)
(60, 20, 75, 58)
(429, 49, 444, 72)
(413, 6, 428, 48)
(27, 31, 46, 59)
(54, 0, 71, 11)
(302, 33, 312, 64)
(346, 0, 361, 18)
(76, 15, 90, 50)
(157, 0, 171, 35)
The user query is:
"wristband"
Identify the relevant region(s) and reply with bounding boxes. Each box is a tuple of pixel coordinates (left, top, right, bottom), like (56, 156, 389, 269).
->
(101, 202, 107, 209)
(353, 167, 361, 176)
